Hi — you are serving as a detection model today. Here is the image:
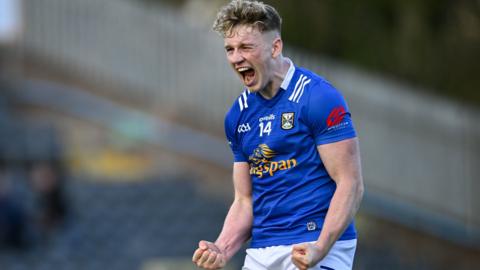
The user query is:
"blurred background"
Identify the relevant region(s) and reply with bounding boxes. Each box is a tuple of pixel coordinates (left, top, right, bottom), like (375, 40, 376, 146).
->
(0, 0, 479, 269)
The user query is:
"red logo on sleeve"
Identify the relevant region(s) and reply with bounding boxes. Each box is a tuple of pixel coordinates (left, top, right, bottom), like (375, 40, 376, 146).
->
(326, 106, 346, 127)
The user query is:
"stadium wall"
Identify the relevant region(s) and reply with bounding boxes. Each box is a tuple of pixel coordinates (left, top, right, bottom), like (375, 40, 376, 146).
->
(19, 0, 480, 247)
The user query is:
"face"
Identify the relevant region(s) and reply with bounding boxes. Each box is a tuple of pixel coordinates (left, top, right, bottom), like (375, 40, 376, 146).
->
(224, 25, 277, 93)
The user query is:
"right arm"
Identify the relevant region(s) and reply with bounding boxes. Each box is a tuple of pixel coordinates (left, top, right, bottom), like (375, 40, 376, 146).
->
(192, 162, 253, 269)
(216, 162, 253, 259)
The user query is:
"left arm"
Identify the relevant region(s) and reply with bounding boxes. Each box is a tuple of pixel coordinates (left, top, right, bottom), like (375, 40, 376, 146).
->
(291, 137, 364, 269)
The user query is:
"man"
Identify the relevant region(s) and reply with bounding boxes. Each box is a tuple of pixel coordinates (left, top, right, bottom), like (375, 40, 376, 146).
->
(192, 1, 364, 269)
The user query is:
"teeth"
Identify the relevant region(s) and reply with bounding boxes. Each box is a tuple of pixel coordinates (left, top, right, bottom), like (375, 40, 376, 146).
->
(237, 67, 250, 72)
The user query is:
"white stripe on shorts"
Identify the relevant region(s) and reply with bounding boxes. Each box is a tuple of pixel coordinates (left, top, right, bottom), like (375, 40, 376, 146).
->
(242, 239, 357, 270)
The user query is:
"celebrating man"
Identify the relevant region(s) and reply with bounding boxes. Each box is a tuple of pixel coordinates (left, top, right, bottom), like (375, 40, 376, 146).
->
(193, 1, 364, 269)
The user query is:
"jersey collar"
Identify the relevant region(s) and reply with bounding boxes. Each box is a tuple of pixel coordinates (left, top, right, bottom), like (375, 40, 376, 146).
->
(280, 58, 296, 91)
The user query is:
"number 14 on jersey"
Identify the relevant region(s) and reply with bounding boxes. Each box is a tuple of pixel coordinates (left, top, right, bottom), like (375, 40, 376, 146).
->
(259, 121, 272, 137)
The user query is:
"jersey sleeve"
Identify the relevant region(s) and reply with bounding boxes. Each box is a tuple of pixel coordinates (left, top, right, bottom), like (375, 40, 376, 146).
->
(306, 80, 357, 145)
(224, 113, 248, 162)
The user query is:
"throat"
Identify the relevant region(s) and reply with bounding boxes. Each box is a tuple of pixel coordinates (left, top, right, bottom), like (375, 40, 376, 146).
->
(258, 81, 280, 100)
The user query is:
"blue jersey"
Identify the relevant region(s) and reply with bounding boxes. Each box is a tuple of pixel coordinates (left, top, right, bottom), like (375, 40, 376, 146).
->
(224, 60, 357, 248)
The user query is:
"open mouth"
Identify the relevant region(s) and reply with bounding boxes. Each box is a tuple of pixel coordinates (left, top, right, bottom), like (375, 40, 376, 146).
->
(237, 67, 256, 86)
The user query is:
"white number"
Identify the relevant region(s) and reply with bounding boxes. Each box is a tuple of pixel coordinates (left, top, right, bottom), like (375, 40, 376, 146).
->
(259, 121, 272, 137)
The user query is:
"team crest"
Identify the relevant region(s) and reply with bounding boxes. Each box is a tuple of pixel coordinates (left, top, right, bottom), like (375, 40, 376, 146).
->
(281, 112, 295, 130)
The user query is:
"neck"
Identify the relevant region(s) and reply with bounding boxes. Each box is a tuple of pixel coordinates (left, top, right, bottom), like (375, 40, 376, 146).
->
(259, 56, 290, 99)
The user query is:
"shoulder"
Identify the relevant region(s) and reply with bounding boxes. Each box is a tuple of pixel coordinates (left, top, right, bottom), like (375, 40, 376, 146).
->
(225, 89, 252, 128)
(297, 68, 344, 103)
(287, 67, 340, 104)
(293, 68, 351, 125)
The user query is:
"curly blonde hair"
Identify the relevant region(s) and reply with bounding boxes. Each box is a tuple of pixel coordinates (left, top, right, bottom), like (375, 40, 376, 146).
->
(212, 0, 282, 37)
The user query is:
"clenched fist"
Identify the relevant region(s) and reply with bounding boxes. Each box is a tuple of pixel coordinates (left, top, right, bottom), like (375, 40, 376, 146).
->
(192, 240, 227, 269)
(291, 242, 327, 270)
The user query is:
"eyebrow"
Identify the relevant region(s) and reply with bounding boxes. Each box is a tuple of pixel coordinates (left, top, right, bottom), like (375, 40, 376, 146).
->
(224, 42, 256, 49)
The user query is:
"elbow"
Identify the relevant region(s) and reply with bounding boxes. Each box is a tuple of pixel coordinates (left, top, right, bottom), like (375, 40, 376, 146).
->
(336, 176, 364, 202)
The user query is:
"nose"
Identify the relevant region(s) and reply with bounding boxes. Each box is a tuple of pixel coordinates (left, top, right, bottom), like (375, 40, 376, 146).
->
(229, 49, 245, 65)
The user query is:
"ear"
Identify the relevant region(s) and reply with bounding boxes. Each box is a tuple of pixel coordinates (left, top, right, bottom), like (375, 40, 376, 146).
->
(271, 37, 283, 58)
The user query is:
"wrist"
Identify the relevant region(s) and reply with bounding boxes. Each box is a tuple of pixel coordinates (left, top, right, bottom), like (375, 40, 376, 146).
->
(214, 240, 230, 259)
(315, 230, 338, 250)
(313, 240, 330, 255)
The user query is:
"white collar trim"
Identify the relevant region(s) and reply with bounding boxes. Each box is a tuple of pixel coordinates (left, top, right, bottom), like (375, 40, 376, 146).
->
(280, 58, 296, 90)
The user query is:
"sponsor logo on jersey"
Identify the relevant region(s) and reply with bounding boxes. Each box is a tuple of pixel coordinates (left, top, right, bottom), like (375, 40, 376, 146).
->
(237, 123, 251, 133)
(259, 114, 275, 122)
(326, 106, 351, 131)
(326, 106, 346, 127)
(281, 112, 295, 130)
(248, 144, 297, 178)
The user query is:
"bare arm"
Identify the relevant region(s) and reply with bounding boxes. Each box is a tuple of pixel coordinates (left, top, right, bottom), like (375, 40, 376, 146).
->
(215, 162, 253, 260)
(292, 138, 364, 269)
(193, 162, 253, 269)
(315, 137, 364, 251)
